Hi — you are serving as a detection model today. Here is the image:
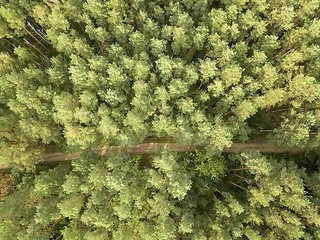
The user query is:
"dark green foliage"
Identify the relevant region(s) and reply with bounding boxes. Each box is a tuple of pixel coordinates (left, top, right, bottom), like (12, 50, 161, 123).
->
(184, 150, 227, 181)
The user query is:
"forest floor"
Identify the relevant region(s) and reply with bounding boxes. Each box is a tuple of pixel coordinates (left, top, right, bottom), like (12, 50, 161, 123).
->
(0, 139, 308, 173)
(0, 140, 309, 192)
(0, 173, 12, 200)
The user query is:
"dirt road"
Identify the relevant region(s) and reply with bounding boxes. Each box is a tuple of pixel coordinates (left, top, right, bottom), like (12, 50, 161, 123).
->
(0, 139, 307, 172)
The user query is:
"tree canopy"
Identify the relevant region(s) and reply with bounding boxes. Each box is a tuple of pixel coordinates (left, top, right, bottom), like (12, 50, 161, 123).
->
(1, 152, 320, 239)
(0, 0, 320, 239)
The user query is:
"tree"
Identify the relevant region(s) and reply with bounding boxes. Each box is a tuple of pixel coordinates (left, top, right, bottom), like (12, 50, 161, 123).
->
(1, 151, 320, 239)
(1, 0, 320, 163)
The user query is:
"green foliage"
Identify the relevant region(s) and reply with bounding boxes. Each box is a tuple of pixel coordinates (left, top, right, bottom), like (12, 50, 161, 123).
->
(1, 0, 320, 239)
(1, 0, 320, 165)
(188, 150, 227, 181)
(1, 152, 320, 239)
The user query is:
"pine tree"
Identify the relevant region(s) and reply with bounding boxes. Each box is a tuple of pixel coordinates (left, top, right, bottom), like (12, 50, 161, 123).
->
(1, 0, 320, 239)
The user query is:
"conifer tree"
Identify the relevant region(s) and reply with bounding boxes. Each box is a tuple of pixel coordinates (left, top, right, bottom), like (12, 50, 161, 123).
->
(0, 0, 320, 239)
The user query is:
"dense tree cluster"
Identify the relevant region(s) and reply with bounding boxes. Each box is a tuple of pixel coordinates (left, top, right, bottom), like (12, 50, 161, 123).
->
(1, 0, 320, 164)
(0, 0, 320, 239)
(1, 152, 320, 239)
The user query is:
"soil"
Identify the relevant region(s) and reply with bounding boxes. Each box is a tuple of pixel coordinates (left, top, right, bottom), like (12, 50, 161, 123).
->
(0, 173, 12, 200)
(0, 139, 307, 172)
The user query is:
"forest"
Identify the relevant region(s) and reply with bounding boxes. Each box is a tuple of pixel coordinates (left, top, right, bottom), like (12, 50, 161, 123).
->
(0, 0, 320, 239)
